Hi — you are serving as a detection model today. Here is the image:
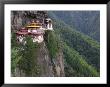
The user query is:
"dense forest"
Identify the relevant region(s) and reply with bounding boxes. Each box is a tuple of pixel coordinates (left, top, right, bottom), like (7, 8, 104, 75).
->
(48, 11, 100, 42)
(11, 11, 100, 77)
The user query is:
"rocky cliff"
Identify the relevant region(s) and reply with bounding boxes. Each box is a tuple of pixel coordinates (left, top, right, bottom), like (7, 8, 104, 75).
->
(11, 11, 65, 77)
(36, 42, 65, 77)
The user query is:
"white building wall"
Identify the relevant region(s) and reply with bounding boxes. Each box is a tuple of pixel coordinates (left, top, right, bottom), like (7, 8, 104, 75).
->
(32, 35, 44, 43)
(28, 29, 31, 33)
(47, 23, 53, 30)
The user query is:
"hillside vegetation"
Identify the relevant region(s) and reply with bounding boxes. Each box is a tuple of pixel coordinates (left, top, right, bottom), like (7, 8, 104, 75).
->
(11, 11, 100, 77)
(48, 11, 100, 42)
(49, 12, 100, 76)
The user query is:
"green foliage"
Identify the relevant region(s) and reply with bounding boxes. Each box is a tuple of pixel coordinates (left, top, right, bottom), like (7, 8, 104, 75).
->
(11, 31, 18, 47)
(11, 33, 40, 76)
(44, 30, 61, 59)
(53, 19, 100, 72)
(51, 16, 100, 76)
(63, 43, 99, 77)
(18, 36, 39, 76)
(11, 47, 22, 74)
(48, 11, 100, 41)
(11, 11, 100, 77)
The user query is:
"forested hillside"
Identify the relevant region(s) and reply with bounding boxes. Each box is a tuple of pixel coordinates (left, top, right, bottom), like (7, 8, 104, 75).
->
(48, 11, 100, 42)
(48, 11, 100, 76)
(11, 11, 100, 77)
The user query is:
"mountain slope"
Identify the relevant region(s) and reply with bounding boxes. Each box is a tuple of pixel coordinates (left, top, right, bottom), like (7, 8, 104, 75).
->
(49, 13, 100, 76)
(11, 11, 100, 77)
(63, 43, 99, 77)
(48, 11, 100, 42)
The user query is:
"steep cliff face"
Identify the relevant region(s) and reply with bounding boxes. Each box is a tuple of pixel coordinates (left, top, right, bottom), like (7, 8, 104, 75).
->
(36, 42, 65, 77)
(54, 50, 65, 76)
(36, 42, 53, 76)
(11, 11, 65, 77)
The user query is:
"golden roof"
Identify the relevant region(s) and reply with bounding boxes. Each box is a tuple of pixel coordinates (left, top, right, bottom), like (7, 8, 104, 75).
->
(26, 23, 42, 28)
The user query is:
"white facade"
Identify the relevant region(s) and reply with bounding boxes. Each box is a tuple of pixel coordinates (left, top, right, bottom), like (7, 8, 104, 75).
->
(47, 23, 53, 30)
(32, 35, 44, 43)
(17, 35, 44, 44)
(16, 18, 53, 44)
(17, 36, 26, 45)
(32, 29, 37, 33)
(17, 36, 24, 43)
(28, 29, 31, 33)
